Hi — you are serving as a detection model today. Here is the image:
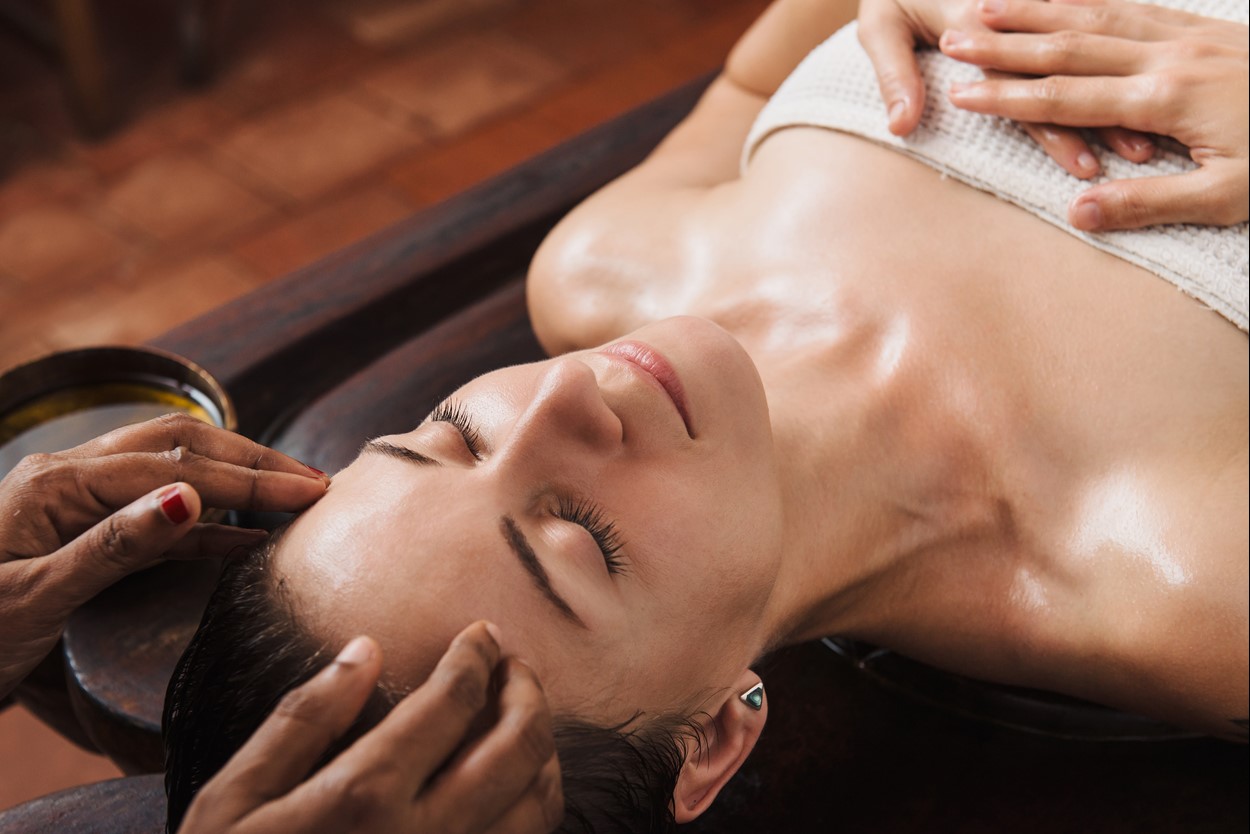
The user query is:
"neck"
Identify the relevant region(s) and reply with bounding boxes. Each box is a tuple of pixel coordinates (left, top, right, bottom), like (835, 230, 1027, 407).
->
(733, 311, 1012, 650)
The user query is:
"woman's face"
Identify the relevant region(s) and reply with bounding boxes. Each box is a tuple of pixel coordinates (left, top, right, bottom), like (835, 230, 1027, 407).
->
(275, 317, 785, 721)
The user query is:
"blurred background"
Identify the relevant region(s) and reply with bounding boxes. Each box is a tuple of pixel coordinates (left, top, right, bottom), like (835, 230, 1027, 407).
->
(0, 0, 767, 810)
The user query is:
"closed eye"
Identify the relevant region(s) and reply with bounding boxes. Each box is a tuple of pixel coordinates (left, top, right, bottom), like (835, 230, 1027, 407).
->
(427, 399, 485, 459)
(557, 496, 627, 576)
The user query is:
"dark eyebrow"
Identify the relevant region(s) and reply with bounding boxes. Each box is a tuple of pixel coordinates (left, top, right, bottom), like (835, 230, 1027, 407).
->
(501, 516, 588, 630)
(361, 439, 441, 467)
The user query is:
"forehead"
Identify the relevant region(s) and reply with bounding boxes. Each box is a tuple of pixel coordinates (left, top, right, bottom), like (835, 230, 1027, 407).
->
(276, 453, 490, 668)
(272, 449, 625, 707)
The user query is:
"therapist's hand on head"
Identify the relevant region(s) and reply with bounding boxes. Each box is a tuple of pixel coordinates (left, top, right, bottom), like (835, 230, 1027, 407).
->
(0, 413, 328, 700)
(178, 622, 564, 834)
(941, 0, 1249, 230)
(857, 0, 1156, 180)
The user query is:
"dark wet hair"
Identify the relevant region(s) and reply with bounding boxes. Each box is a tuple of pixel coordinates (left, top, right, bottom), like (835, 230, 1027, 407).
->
(163, 535, 704, 833)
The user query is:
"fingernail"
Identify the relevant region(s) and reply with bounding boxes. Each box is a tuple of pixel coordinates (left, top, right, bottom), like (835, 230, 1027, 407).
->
(979, 0, 1005, 14)
(1072, 198, 1103, 230)
(1077, 151, 1098, 173)
(1129, 138, 1152, 156)
(159, 486, 191, 524)
(335, 636, 374, 667)
(303, 464, 330, 481)
(887, 99, 906, 128)
(484, 621, 503, 646)
(942, 30, 970, 49)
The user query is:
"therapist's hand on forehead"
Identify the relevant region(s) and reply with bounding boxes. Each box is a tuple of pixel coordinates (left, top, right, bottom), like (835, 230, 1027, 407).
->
(0, 414, 563, 834)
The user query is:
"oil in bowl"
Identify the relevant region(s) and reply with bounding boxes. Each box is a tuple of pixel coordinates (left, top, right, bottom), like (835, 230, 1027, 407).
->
(0, 347, 235, 481)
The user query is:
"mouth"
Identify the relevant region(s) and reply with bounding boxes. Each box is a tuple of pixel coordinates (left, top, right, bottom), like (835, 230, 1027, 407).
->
(597, 340, 694, 438)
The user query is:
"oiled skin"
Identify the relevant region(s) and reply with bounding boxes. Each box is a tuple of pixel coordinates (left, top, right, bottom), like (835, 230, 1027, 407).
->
(527, 0, 1248, 737)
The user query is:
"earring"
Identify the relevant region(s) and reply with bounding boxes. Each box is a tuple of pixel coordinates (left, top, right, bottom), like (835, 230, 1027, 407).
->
(738, 682, 764, 711)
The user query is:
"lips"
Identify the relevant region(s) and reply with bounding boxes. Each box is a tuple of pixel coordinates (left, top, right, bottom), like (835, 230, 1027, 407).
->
(598, 340, 693, 437)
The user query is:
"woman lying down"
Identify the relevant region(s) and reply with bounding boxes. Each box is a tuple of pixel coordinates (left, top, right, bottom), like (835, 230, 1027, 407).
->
(165, 0, 1248, 830)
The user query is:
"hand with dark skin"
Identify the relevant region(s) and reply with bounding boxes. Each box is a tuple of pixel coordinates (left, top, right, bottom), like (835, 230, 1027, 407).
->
(942, 0, 1249, 230)
(0, 413, 328, 700)
(857, 0, 1156, 181)
(0, 415, 562, 832)
(178, 623, 564, 834)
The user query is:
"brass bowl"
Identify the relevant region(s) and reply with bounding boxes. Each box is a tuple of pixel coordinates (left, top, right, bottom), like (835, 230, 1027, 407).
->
(0, 346, 236, 480)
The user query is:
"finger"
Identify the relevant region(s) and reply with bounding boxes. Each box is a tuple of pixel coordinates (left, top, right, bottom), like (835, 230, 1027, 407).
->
(38, 449, 326, 525)
(1021, 122, 1101, 178)
(949, 75, 1147, 130)
(1097, 126, 1155, 164)
(977, 0, 1169, 42)
(319, 622, 502, 796)
(857, 4, 926, 135)
(1070, 168, 1245, 230)
(481, 754, 564, 834)
(421, 659, 558, 831)
(188, 637, 382, 828)
(60, 413, 327, 482)
(31, 482, 201, 610)
(162, 523, 269, 561)
(1046, 0, 1204, 29)
(939, 28, 1145, 76)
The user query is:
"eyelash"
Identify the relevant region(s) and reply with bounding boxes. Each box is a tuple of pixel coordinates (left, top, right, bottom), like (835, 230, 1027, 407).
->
(429, 399, 627, 576)
(557, 497, 627, 576)
(428, 399, 485, 459)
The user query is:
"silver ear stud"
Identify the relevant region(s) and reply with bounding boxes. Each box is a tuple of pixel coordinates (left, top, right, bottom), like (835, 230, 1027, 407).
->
(739, 682, 764, 711)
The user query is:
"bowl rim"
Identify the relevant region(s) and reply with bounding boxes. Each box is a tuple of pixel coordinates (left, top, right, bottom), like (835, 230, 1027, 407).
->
(0, 344, 237, 434)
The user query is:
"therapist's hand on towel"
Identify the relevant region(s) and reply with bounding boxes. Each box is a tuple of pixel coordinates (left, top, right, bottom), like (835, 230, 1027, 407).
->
(858, 0, 1155, 178)
(943, 0, 1249, 230)
(0, 413, 327, 700)
(177, 623, 564, 834)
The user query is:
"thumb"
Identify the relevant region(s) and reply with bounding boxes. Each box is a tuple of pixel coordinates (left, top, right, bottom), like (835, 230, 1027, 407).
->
(39, 482, 201, 611)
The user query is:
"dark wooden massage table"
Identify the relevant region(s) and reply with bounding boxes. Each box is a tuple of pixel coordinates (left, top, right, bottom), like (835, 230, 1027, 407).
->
(2, 77, 1247, 834)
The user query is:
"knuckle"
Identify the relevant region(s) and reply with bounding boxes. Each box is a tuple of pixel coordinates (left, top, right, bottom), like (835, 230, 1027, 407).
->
(1146, 72, 1183, 109)
(10, 453, 63, 493)
(1081, 7, 1115, 32)
(1033, 77, 1067, 115)
(159, 444, 197, 476)
(273, 682, 326, 724)
(151, 413, 204, 451)
(249, 466, 263, 506)
(332, 771, 394, 824)
(13, 452, 57, 477)
(1044, 31, 1081, 67)
(88, 514, 135, 570)
(154, 411, 199, 433)
(1172, 37, 1216, 63)
(440, 662, 489, 713)
(1112, 188, 1152, 226)
(508, 706, 557, 768)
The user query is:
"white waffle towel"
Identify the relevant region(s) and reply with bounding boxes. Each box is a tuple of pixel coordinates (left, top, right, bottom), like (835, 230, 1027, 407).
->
(743, 0, 1249, 331)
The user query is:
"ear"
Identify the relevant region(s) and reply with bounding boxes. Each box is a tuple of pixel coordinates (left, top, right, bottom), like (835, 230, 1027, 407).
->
(672, 669, 768, 823)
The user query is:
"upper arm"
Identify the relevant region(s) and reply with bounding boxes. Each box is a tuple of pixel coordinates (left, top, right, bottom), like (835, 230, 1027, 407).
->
(588, 0, 864, 192)
(526, 0, 864, 352)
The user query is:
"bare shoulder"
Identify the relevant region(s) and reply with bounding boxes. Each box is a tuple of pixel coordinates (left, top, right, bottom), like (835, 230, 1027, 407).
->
(1040, 440, 1249, 740)
(526, 75, 765, 353)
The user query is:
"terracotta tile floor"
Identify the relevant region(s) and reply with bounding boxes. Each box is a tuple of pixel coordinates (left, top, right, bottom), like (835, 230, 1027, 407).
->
(0, 0, 769, 813)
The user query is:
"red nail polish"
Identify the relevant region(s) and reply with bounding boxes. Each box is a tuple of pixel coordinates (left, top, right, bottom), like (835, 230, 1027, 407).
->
(306, 464, 327, 478)
(160, 487, 191, 524)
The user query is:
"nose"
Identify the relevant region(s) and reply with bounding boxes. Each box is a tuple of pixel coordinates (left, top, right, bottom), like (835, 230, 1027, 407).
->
(498, 358, 621, 472)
